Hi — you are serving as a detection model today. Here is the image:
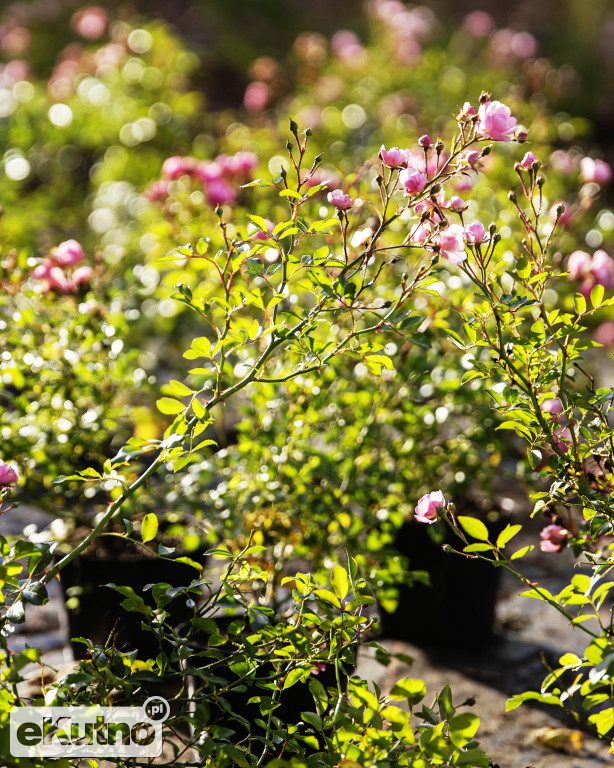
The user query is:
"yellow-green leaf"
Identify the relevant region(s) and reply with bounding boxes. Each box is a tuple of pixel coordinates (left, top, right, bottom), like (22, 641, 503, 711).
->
(156, 397, 185, 415)
(141, 513, 158, 543)
(458, 516, 489, 542)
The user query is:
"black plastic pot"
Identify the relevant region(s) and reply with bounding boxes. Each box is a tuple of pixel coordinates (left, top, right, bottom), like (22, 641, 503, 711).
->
(378, 519, 502, 648)
(60, 543, 198, 660)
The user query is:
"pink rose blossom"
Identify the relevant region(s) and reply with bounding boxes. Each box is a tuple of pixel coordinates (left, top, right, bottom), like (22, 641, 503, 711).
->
(445, 196, 466, 212)
(476, 100, 517, 142)
(0, 461, 19, 486)
(46, 266, 74, 294)
(198, 161, 224, 183)
(464, 221, 486, 244)
(457, 102, 476, 122)
(327, 189, 353, 210)
(145, 179, 170, 202)
(520, 151, 537, 170)
(379, 146, 407, 168)
(399, 166, 427, 195)
(568, 250, 592, 280)
(580, 157, 612, 186)
(438, 224, 467, 264)
(515, 129, 529, 143)
(415, 490, 446, 524)
(460, 149, 481, 167)
(539, 524, 568, 553)
(221, 152, 258, 178)
(54, 239, 84, 268)
(410, 222, 432, 243)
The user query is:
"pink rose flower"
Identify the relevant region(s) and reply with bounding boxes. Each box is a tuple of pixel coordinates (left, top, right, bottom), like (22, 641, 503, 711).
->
(457, 102, 476, 121)
(54, 239, 84, 268)
(539, 524, 568, 553)
(464, 221, 486, 244)
(0, 461, 19, 486)
(145, 179, 170, 202)
(327, 189, 353, 210)
(567, 250, 592, 280)
(438, 224, 467, 264)
(445, 196, 467, 213)
(221, 152, 258, 178)
(520, 151, 537, 170)
(379, 146, 407, 168)
(399, 166, 427, 195)
(460, 149, 481, 167)
(580, 157, 612, 186)
(410, 222, 432, 244)
(243, 81, 270, 112)
(476, 100, 517, 142)
(415, 490, 446, 524)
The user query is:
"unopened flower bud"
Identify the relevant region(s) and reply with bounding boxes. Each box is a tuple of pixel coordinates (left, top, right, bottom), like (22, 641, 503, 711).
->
(314, 154, 323, 165)
(507, 190, 517, 203)
(492, 232, 501, 244)
(479, 91, 491, 104)
(418, 134, 432, 147)
(442, 544, 452, 553)
(430, 183, 441, 196)
(286, 141, 293, 151)
(280, 166, 287, 179)
(305, 126, 312, 137)
(435, 139, 444, 153)
(289, 118, 299, 135)
(555, 203, 566, 217)
(488, 222, 497, 234)
(537, 175, 545, 187)
(515, 129, 528, 143)
(215, 205, 223, 217)
(481, 146, 491, 157)
(376, 174, 384, 186)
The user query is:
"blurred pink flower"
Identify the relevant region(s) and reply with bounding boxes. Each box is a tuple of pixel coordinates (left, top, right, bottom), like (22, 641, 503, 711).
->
(206, 179, 236, 206)
(463, 11, 495, 37)
(54, 239, 84, 268)
(539, 524, 568, 553)
(568, 250, 592, 280)
(553, 425, 573, 452)
(580, 157, 612, 186)
(590, 249, 614, 289)
(71, 6, 109, 40)
(438, 224, 467, 264)
(162, 156, 198, 180)
(415, 490, 446, 524)
(541, 398, 564, 420)
(247, 219, 274, 240)
(243, 81, 270, 112)
(145, 179, 170, 202)
(476, 100, 517, 142)
(72, 266, 93, 285)
(445, 196, 466, 212)
(595, 321, 614, 346)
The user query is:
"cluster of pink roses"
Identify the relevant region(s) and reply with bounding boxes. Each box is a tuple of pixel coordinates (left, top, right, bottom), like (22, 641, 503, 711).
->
(147, 151, 258, 207)
(31, 239, 92, 294)
(567, 248, 614, 299)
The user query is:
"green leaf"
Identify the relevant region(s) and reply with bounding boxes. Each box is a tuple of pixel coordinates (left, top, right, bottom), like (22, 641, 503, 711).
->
(506, 691, 561, 712)
(496, 524, 522, 549)
(284, 668, 305, 689)
(314, 589, 341, 609)
(156, 397, 185, 415)
(438, 684, 454, 720)
(244, 257, 265, 276)
(591, 283, 605, 308)
(166, 379, 193, 397)
(458, 516, 489, 542)
(448, 713, 480, 748)
(301, 711, 323, 730)
(574, 293, 587, 315)
(510, 544, 534, 560)
(141, 513, 159, 543)
(463, 543, 493, 553)
(389, 677, 426, 705)
(331, 565, 349, 600)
